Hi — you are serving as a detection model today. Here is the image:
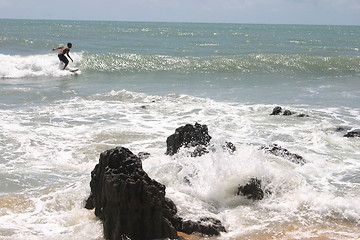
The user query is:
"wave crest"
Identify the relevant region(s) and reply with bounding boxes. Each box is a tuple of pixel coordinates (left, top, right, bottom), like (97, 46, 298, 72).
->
(0, 53, 82, 79)
(81, 52, 360, 76)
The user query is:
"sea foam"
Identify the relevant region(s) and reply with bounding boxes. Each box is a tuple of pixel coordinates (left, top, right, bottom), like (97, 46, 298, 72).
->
(0, 53, 82, 79)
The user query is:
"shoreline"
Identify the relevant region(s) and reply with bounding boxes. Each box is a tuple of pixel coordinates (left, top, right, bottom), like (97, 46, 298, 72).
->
(181, 218, 360, 240)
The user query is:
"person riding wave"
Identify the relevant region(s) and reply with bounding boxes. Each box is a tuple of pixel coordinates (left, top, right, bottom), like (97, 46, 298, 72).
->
(52, 43, 73, 70)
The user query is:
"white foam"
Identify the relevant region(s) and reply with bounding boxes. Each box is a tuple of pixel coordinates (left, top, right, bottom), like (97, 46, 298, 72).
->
(1, 89, 360, 239)
(0, 53, 82, 79)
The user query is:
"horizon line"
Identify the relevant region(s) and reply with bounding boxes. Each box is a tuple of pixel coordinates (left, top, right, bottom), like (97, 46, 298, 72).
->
(1, 17, 359, 27)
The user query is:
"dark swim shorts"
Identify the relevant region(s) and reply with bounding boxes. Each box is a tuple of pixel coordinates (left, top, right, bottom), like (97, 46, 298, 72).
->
(58, 54, 69, 64)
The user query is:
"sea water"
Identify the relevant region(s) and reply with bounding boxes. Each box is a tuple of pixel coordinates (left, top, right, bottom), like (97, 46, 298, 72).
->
(0, 19, 360, 240)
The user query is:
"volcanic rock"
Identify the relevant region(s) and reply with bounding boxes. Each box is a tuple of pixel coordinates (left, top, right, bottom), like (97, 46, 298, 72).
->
(86, 147, 178, 240)
(166, 122, 212, 156)
(237, 178, 264, 200)
(261, 144, 306, 165)
(344, 129, 360, 138)
(86, 146, 226, 239)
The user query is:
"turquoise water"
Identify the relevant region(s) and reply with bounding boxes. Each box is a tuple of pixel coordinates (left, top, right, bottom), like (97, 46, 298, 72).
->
(0, 19, 360, 239)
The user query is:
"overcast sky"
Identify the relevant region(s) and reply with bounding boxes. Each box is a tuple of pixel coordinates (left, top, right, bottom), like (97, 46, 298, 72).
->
(0, 0, 359, 25)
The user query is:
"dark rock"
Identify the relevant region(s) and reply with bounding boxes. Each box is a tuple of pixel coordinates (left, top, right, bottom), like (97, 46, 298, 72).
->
(270, 106, 283, 115)
(224, 141, 236, 153)
(237, 178, 264, 200)
(84, 192, 95, 210)
(344, 129, 360, 138)
(166, 122, 212, 156)
(86, 147, 179, 240)
(261, 144, 306, 165)
(270, 106, 308, 117)
(173, 216, 226, 236)
(283, 109, 293, 116)
(190, 145, 209, 157)
(86, 146, 226, 239)
(335, 126, 351, 132)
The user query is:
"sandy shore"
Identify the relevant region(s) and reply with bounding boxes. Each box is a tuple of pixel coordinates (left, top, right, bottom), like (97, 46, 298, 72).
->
(179, 218, 360, 240)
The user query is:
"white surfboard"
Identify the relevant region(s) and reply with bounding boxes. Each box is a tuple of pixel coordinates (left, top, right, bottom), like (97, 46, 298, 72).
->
(68, 68, 79, 72)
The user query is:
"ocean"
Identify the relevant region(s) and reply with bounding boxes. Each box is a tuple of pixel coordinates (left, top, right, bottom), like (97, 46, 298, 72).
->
(0, 19, 359, 240)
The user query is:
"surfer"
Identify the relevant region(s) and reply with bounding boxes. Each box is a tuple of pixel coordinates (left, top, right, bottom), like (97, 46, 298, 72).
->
(52, 43, 73, 70)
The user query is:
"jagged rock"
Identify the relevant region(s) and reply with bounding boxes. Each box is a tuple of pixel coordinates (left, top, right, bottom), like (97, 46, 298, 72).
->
(344, 129, 360, 138)
(84, 192, 95, 210)
(270, 106, 308, 117)
(166, 123, 236, 157)
(237, 178, 264, 200)
(86, 146, 226, 239)
(172, 216, 226, 236)
(86, 147, 179, 240)
(224, 141, 236, 153)
(270, 106, 283, 115)
(166, 122, 212, 156)
(261, 144, 306, 165)
(283, 109, 293, 116)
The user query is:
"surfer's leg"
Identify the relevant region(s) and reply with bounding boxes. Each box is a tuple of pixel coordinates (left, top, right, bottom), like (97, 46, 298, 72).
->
(58, 54, 69, 70)
(63, 60, 69, 70)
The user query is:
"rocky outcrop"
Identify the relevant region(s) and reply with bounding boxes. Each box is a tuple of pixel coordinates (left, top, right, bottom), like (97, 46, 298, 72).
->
(344, 129, 360, 138)
(174, 217, 226, 236)
(270, 106, 309, 117)
(86, 146, 226, 240)
(237, 178, 264, 200)
(85, 147, 178, 240)
(166, 122, 212, 156)
(261, 144, 306, 165)
(166, 122, 236, 157)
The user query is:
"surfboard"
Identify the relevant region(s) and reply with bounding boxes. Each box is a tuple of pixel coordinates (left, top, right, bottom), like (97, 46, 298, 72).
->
(68, 68, 79, 72)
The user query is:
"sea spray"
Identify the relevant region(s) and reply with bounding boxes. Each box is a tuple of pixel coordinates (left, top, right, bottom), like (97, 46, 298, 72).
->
(0, 53, 82, 79)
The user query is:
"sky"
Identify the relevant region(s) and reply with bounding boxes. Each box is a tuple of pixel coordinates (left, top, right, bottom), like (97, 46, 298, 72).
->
(0, 0, 359, 25)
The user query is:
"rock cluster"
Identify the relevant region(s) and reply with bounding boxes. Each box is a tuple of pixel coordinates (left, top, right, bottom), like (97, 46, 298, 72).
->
(260, 144, 306, 165)
(270, 106, 309, 117)
(237, 178, 264, 200)
(166, 122, 212, 157)
(85, 147, 178, 240)
(85, 144, 225, 240)
(344, 129, 360, 138)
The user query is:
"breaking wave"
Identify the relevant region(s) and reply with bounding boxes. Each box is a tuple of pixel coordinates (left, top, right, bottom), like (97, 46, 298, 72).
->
(81, 52, 360, 76)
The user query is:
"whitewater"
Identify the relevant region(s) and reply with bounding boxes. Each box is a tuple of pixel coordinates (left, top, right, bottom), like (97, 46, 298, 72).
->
(0, 19, 360, 240)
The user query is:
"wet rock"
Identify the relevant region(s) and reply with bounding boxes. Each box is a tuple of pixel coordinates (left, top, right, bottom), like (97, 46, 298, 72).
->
(86, 146, 226, 239)
(166, 122, 212, 156)
(270, 106, 283, 115)
(172, 216, 226, 236)
(283, 109, 293, 116)
(261, 144, 306, 165)
(335, 126, 351, 132)
(237, 178, 264, 200)
(344, 129, 360, 138)
(86, 147, 179, 240)
(166, 123, 236, 157)
(297, 113, 309, 117)
(270, 106, 308, 117)
(224, 141, 236, 153)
